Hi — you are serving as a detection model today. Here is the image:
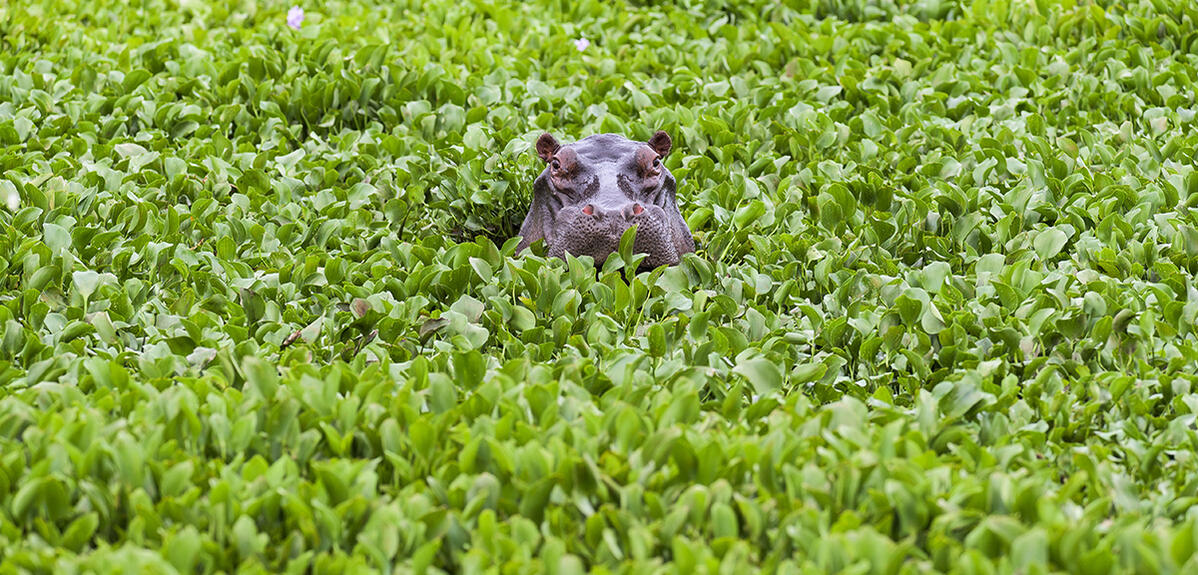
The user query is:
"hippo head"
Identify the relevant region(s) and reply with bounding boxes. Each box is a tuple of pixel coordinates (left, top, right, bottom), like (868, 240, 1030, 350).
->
(515, 131, 696, 269)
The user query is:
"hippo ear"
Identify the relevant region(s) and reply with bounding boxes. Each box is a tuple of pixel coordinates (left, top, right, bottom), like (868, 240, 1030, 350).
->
(536, 133, 561, 163)
(648, 130, 672, 157)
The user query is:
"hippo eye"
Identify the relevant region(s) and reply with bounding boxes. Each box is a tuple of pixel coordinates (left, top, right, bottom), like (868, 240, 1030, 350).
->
(551, 159, 561, 171)
(652, 157, 661, 169)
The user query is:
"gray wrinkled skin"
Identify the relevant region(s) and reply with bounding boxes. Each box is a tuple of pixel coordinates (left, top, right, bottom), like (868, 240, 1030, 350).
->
(515, 131, 695, 269)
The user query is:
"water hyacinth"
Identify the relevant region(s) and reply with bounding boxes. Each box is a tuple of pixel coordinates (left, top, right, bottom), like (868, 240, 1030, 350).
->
(287, 6, 304, 29)
(6, 0, 1198, 572)
(1, 184, 17, 211)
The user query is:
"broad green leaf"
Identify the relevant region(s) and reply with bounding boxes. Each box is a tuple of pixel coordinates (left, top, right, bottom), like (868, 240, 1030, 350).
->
(732, 357, 783, 395)
(242, 356, 279, 401)
(1034, 227, 1069, 261)
(72, 270, 101, 300)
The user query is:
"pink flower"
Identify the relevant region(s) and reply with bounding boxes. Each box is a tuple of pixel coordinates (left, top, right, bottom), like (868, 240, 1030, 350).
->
(287, 6, 304, 30)
(574, 37, 589, 52)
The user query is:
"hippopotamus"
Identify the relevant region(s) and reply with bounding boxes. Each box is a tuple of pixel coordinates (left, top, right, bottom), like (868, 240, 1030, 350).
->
(515, 131, 696, 269)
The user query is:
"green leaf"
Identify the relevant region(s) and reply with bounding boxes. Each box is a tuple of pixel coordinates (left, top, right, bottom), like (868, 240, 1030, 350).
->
(450, 295, 485, 322)
(618, 224, 644, 273)
(733, 200, 766, 229)
(61, 512, 99, 552)
(44, 223, 70, 253)
(921, 261, 952, 293)
(409, 420, 435, 461)
(161, 461, 194, 498)
(164, 527, 203, 573)
(242, 356, 279, 401)
(732, 356, 783, 395)
(895, 292, 923, 325)
(301, 315, 324, 343)
(72, 270, 101, 300)
(469, 257, 493, 282)
(1034, 227, 1069, 261)
(791, 362, 827, 384)
(710, 502, 738, 539)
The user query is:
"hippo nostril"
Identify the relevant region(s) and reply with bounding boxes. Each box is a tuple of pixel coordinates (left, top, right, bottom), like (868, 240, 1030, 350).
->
(582, 204, 595, 216)
(632, 203, 644, 216)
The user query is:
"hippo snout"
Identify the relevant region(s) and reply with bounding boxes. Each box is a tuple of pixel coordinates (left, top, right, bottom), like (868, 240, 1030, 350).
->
(579, 202, 645, 221)
(551, 202, 675, 266)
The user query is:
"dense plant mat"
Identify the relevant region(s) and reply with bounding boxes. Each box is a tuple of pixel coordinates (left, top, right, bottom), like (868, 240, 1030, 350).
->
(3, 0, 1198, 572)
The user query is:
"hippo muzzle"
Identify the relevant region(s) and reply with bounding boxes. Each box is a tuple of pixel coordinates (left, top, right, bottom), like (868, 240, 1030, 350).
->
(548, 201, 679, 268)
